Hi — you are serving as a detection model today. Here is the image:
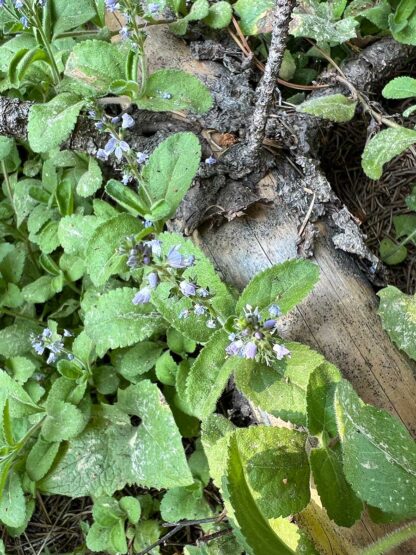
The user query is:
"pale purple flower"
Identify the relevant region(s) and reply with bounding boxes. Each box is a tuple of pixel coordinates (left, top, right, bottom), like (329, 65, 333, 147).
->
(205, 156, 217, 165)
(137, 151, 149, 164)
(47, 352, 57, 365)
(180, 281, 196, 297)
(105, 0, 119, 12)
(144, 239, 161, 257)
(122, 174, 132, 185)
(244, 342, 257, 360)
(197, 288, 209, 298)
(119, 26, 130, 40)
(20, 15, 29, 28)
(148, 272, 159, 289)
(161, 92, 172, 99)
(111, 116, 121, 124)
(167, 245, 194, 269)
(63, 329, 72, 337)
(67, 353, 75, 361)
(254, 331, 264, 340)
(148, 2, 160, 14)
(179, 309, 189, 319)
(269, 305, 281, 317)
(38, 0, 46, 6)
(132, 287, 151, 305)
(15, 0, 24, 8)
(121, 113, 135, 128)
(32, 341, 44, 355)
(226, 340, 242, 356)
(42, 328, 52, 338)
(263, 319, 277, 329)
(273, 344, 290, 360)
(206, 319, 217, 329)
(95, 121, 104, 130)
(194, 304, 206, 316)
(144, 220, 153, 228)
(0, 0, 6, 6)
(96, 149, 108, 161)
(104, 136, 130, 161)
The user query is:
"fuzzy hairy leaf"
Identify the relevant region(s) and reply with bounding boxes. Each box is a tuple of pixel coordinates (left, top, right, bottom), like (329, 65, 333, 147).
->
(141, 133, 201, 220)
(58, 214, 103, 257)
(42, 382, 192, 496)
(64, 40, 128, 97)
(0, 472, 26, 528)
(170, 0, 209, 35)
(335, 380, 416, 517)
(52, 0, 96, 35)
(27, 93, 84, 153)
(160, 483, 213, 522)
(0, 321, 41, 358)
(26, 437, 60, 482)
(389, 1, 416, 45)
(203, 1, 233, 29)
(236, 259, 319, 315)
(76, 156, 102, 197)
(84, 287, 164, 357)
(111, 341, 163, 382)
(223, 431, 318, 555)
(85, 214, 143, 286)
(382, 76, 416, 99)
(137, 69, 213, 114)
(377, 286, 416, 361)
(379, 238, 408, 266)
(234, 0, 274, 35)
(306, 362, 341, 436)
(151, 232, 235, 343)
(235, 342, 325, 427)
(186, 329, 233, 420)
(297, 94, 357, 122)
(362, 127, 416, 180)
(290, 1, 357, 43)
(310, 444, 363, 527)
(201, 414, 235, 489)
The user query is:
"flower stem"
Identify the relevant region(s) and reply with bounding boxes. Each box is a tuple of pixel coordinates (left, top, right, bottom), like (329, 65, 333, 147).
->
(360, 521, 416, 555)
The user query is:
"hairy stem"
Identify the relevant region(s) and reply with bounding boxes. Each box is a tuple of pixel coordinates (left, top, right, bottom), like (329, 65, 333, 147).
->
(360, 521, 416, 555)
(246, 0, 294, 158)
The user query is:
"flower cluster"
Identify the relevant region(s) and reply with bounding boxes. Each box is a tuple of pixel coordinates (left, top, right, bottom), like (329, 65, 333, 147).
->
(226, 304, 290, 365)
(30, 328, 73, 365)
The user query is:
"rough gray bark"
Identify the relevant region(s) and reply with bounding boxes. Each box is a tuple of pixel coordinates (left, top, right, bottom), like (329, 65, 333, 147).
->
(245, 0, 294, 158)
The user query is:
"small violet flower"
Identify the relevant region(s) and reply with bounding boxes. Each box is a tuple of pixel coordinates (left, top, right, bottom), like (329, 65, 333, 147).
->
(132, 287, 151, 305)
(96, 149, 108, 161)
(263, 319, 277, 329)
(105, 0, 119, 12)
(104, 135, 130, 161)
(269, 304, 281, 317)
(244, 342, 257, 360)
(167, 245, 194, 269)
(15, 0, 24, 8)
(148, 272, 159, 289)
(194, 304, 206, 316)
(206, 319, 217, 329)
(148, 2, 160, 14)
(121, 113, 135, 129)
(205, 155, 217, 166)
(119, 26, 130, 40)
(137, 151, 149, 164)
(273, 344, 291, 360)
(20, 15, 29, 28)
(179, 281, 196, 297)
(179, 309, 190, 319)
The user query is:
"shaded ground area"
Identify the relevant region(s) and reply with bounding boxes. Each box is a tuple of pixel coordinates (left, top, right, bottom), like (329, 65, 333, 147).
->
(321, 119, 416, 294)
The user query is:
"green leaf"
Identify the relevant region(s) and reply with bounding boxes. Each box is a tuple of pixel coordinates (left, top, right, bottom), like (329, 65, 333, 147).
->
(379, 237, 408, 265)
(362, 127, 416, 180)
(382, 76, 416, 99)
(85, 214, 143, 286)
(111, 341, 162, 382)
(160, 482, 213, 522)
(0, 136, 14, 161)
(201, 414, 235, 489)
(167, 327, 196, 354)
(151, 232, 235, 343)
(58, 214, 103, 257)
(86, 523, 111, 552)
(377, 286, 416, 361)
(6, 356, 37, 385)
(310, 445, 363, 527)
(137, 69, 213, 114)
(119, 496, 141, 525)
(389, 0, 416, 45)
(170, 0, 210, 35)
(42, 398, 88, 442)
(236, 259, 319, 315)
(0, 472, 26, 528)
(406, 186, 416, 211)
(110, 520, 128, 554)
(234, 427, 310, 519)
(155, 351, 178, 386)
(22, 275, 57, 303)
(0, 322, 41, 358)
(297, 94, 357, 123)
(234, 0, 274, 35)
(26, 437, 60, 482)
(290, 2, 357, 43)
(64, 40, 129, 97)
(306, 362, 342, 436)
(203, 1, 233, 29)
(13, 179, 38, 227)
(235, 343, 325, 427)
(42, 383, 193, 497)
(335, 380, 416, 517)
(186, 330, 233, 419)
(52, 0, 96, 36)
(223, 431, 318, 555)
(105, 179, 146, 216)
(141, 133, 201, 220)
(403, 104, 416, 117)
(77, 156, 102, 197)
(393, 214, 416, 242)
(84, 287, 164, 357)
(27, 93, 84, 153)
(344, 0, 391, 29)
(133, 520, 160, 554)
